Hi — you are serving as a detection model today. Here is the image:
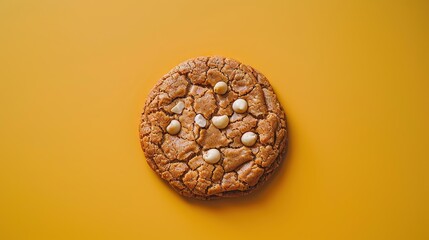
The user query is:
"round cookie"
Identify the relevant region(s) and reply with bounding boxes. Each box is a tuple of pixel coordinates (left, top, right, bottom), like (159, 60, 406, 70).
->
(139, 56, 288, 200)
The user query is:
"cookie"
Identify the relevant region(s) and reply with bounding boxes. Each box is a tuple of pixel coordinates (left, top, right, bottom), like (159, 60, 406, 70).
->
(139, 56, 288, 199)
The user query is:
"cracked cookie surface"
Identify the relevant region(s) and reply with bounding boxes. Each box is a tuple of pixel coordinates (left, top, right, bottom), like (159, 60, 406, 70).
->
(139, 56, 288, 199)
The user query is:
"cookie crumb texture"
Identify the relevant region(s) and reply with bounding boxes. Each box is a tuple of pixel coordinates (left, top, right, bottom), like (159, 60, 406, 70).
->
(140, 56, 288, 200)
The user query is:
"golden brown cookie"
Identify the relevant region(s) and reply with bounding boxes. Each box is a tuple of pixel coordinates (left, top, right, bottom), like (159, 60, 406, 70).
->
(139, 56, 288, 199)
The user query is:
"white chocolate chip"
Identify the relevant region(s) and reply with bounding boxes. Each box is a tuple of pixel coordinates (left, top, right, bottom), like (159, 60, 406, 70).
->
(166, 120, 181, 135)
(211, 115, 229, 129)
(214, 81, 228, 95)
(203, 149, 221, 164)
(232, 99, 248, 113)
(230, 112, 245, 122)
(171, 101, 185, 114)
(194, 114, 207, 128)
(241, 131, 257, 147)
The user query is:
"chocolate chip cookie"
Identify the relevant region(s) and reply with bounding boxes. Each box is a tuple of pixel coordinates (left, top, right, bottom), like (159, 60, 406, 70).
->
(139, 56, 288, 199)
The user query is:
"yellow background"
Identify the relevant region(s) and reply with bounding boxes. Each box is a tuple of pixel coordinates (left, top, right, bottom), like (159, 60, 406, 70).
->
(1, 0, 428, 239)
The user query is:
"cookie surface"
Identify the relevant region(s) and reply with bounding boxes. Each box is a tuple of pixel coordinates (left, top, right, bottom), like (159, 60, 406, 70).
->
(139, 56, 288, 199)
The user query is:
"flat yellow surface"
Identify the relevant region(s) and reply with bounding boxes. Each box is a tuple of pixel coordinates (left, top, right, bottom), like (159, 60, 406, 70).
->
(1, 0, 428, 239)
